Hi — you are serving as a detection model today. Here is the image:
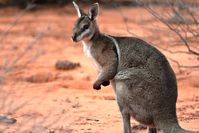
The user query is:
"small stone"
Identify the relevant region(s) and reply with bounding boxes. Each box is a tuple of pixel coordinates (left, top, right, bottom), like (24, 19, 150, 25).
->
(0, 116, 17, 124)
(55, 60, 80, 70)
(44, 130, 54, 133)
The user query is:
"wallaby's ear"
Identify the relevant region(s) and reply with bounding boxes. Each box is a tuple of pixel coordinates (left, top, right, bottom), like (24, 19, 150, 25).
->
(88, 3, 99, 20)
(73, 1, 83, 18)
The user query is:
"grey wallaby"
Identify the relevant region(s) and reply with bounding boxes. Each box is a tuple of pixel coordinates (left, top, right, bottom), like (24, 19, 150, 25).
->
(71, 1, 198, 133)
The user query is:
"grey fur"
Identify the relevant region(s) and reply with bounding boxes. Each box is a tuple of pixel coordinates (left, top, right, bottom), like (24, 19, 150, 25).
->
(72, 2, 198, 133)
(147, 127, 157, 133)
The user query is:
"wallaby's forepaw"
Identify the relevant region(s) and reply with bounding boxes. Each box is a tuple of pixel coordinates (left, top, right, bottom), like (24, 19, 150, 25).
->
(93, 81, 102, 90)
(102, 80, 110, 86)
(93, 80, 110, 90)
(93, 82, 101, 90)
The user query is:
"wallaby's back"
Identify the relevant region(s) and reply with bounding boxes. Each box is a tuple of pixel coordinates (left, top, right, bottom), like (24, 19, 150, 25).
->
(114, 36, 178, 126)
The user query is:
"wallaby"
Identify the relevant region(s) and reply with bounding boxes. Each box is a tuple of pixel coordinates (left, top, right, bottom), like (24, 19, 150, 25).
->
(71, 2, 198, 133)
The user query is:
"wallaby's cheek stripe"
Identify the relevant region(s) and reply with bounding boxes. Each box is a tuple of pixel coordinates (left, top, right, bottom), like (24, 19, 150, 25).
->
(77, 29, 90, 41)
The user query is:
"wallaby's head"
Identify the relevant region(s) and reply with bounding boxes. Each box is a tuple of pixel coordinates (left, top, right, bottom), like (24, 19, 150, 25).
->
(72, 1, 99, 42)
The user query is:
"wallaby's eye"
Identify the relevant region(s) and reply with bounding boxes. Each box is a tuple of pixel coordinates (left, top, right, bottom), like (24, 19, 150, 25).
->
(83, 25, 89, 30)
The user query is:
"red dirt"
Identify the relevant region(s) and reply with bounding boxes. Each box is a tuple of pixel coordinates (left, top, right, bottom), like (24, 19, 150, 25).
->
(0, 5, 198, 133)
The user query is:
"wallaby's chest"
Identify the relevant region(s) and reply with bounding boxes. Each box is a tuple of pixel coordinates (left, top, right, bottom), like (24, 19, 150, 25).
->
(82, 41, 101, 69)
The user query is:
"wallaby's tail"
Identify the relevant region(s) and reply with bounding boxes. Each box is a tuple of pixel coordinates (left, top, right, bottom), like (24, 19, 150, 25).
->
(176, 128, 198, 133)
(163, 126, 198, 133)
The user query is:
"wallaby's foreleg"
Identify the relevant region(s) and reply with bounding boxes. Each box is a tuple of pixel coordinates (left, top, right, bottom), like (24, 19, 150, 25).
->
(93, 67, 116, 89)
(93, 50, 118, 90)
(147, 127, 157, 133)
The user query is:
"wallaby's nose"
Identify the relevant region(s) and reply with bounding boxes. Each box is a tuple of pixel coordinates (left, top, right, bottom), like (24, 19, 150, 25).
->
(71, 33, 77, 42)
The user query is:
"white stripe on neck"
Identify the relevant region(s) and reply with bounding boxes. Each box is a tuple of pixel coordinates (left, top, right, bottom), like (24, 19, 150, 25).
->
(104, 35, 120, 65)
(82, 41, 102, 70)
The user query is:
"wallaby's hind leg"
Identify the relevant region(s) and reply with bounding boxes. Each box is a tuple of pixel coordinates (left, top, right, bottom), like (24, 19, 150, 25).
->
(121, 111, 131, 133)
(147, 127, 157, 133)
(113, 81, 131, 133)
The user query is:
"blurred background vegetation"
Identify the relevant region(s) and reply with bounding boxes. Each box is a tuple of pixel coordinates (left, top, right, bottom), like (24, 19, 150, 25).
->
(0, 0, 198, 132)
(0, 0, 199, 7)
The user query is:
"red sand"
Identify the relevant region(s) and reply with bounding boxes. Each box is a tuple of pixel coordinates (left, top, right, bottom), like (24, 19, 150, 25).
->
(0, 5, 198, 133)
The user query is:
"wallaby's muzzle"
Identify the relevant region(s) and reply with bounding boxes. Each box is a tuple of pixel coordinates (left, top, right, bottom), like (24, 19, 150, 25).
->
(71, 33, 77, 42)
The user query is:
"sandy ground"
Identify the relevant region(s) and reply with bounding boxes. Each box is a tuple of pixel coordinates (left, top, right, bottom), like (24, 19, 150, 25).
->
(0, 4, 199, 133)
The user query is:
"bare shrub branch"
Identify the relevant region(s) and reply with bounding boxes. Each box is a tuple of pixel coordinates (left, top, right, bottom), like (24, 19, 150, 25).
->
(114, 0, 199, 71)
(137, 0, 199, 55)
(0, 3, 36, 43)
